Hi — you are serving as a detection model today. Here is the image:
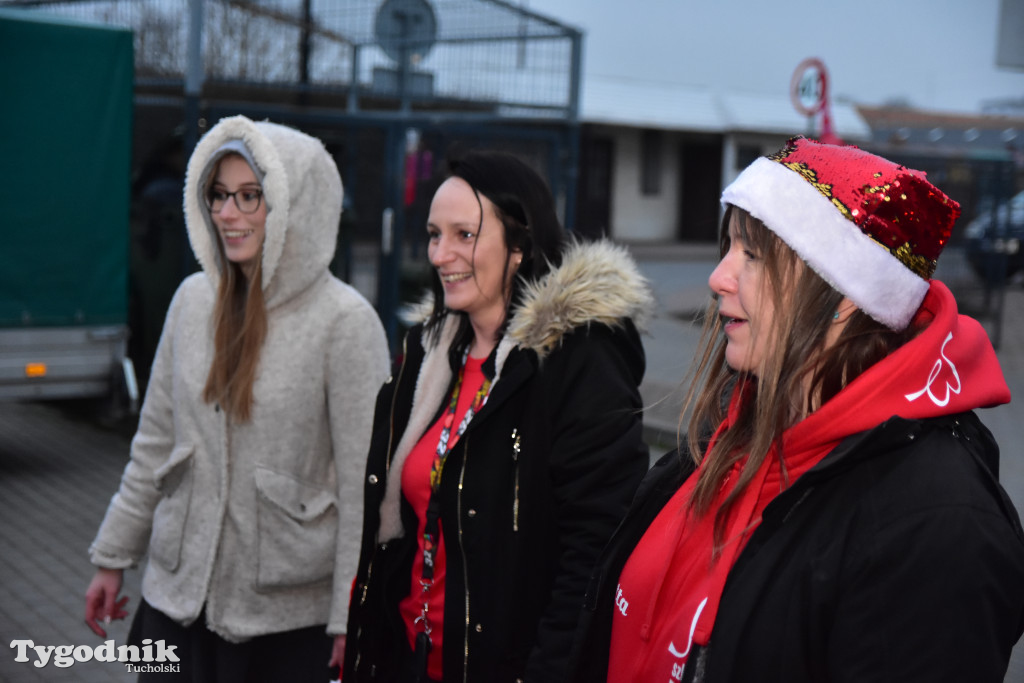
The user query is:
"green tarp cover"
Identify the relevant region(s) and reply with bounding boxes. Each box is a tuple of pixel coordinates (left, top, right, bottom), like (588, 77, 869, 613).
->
(0, 10, 133, 326)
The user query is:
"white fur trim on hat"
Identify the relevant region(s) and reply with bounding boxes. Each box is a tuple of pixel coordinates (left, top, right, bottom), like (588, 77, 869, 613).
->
(721, 157, 929, 330)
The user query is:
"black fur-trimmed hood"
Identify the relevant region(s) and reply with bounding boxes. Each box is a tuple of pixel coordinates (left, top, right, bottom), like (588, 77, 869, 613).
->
(506, 238, 653, 358)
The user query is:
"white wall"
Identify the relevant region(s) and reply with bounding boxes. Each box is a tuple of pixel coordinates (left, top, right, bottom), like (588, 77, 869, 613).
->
(607, 127, 680, 242)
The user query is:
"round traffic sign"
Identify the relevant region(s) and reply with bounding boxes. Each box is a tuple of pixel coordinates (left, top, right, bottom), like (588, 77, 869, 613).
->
(791, 58, 828, 116)
(374, 0, 438, 65)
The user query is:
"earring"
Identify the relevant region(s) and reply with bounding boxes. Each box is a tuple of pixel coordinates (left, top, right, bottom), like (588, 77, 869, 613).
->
(833, 311, 840, 320)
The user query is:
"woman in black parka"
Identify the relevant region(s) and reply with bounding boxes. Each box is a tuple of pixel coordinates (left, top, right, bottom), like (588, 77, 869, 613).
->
(343, 151, 653, 683)
(568, 137, 1024, 683)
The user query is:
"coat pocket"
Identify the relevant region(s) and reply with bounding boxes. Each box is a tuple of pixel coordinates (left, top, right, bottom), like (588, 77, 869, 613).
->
(149, 444, 195, 572)
(254, 467, 338, 590)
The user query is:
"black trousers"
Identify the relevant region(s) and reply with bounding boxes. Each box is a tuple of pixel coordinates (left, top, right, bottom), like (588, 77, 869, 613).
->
(127, 599, 336, 682)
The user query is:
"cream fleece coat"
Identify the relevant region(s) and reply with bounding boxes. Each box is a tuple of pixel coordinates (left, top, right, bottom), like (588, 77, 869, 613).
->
(89, 116, 389, 640)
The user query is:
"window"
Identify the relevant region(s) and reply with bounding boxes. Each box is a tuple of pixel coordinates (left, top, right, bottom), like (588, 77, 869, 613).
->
(641, 129, 662, 196)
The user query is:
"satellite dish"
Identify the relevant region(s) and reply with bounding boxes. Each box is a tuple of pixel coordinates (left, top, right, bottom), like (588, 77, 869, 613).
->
(374, 0, 438, 65)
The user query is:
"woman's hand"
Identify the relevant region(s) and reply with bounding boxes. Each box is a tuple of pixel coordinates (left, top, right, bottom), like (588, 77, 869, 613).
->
(84, 567, 129, 637)
(328, 633, 346, 670)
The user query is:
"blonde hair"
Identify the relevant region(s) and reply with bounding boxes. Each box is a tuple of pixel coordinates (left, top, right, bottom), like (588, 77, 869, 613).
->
(201, 154, 268, 422)
(681, 207, 914, 550)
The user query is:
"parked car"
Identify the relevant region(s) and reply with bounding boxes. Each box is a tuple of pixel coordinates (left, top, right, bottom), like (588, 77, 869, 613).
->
(964, 189, 1024, 283)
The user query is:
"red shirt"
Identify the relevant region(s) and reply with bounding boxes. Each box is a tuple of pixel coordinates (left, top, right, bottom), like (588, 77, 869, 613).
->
(398, 354, 487, 680)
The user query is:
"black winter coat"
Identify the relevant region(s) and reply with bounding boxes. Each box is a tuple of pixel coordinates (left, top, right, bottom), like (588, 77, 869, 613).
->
(344, 241, 653, 683)
(568, 411, 1024, 683)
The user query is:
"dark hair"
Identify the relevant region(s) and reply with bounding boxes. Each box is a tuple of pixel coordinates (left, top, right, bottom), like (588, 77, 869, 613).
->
(682, 206, 916, 551)
(423, 150, 568, 347)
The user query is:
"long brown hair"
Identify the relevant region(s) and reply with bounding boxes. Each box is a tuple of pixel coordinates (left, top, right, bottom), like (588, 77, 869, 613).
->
(681, 207, 915, 549)
(201, 156, 268, 423)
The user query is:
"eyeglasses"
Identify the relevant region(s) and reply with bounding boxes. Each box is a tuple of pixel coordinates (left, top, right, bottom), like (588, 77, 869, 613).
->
(206, 187, 263, 214)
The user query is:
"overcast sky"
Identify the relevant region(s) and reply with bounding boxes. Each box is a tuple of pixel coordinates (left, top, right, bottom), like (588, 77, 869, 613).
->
(531, 0, 1024, 114)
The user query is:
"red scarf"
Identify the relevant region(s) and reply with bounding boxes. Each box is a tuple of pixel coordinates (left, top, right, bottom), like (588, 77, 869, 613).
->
(607, 281, 1009, 682)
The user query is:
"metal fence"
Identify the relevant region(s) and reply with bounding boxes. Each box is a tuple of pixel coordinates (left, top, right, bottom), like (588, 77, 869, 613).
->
(2, 0, 584, 358)
(1, 0, 580, 117)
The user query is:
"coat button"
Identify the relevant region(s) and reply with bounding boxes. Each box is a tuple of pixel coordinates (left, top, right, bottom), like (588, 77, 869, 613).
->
(368, 474, 379, 484)
(385, 375, 394, 384)
(474, 623, 483, 633)
(467, 508, 477, 517)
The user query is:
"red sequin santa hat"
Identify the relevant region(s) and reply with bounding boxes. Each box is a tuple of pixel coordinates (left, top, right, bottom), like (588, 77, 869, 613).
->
(721, 136, 960, 330)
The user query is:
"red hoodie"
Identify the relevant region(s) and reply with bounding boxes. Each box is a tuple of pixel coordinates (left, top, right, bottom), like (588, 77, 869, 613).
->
(607, 281, 1010, 682)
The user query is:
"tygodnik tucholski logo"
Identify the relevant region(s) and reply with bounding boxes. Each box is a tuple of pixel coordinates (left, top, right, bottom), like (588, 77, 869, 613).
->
(10, 638, 181, 673)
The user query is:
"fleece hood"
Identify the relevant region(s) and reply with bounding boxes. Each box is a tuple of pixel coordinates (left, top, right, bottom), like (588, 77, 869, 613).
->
(184, 115, 343, 307)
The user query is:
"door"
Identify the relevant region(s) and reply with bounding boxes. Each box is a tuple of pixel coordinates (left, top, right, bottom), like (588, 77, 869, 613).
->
(576, 133, 613, 239)
(678, 140, 723, 242)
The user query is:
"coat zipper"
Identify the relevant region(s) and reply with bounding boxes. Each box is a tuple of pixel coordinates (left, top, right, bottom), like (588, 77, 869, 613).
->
(457, 434, 472, 683)
(511, 428, 521, 532)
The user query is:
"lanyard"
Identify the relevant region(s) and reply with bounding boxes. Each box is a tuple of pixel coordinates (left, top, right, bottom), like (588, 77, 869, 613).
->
(429, 350, 492, 495)
(417, 350, 492, 640)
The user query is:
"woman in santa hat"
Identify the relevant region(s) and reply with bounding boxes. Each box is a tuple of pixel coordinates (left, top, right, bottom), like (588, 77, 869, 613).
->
(568, 136, 1024, 683)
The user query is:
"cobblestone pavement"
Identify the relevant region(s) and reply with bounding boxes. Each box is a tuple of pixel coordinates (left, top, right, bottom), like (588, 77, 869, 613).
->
(0, 402, 139, 682)
(1, 247, 1022, 681)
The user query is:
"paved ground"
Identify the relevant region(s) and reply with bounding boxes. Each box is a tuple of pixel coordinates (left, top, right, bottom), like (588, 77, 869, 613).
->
(0, 403, 141, 682)
(1, 244, 1022, 681)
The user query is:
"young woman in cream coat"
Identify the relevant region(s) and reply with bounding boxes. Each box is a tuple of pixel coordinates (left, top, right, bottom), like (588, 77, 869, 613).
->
(85, 116, 389, 681)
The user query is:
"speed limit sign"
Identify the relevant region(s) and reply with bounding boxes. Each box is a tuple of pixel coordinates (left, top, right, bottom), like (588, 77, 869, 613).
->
(791, 58, 828, 116)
